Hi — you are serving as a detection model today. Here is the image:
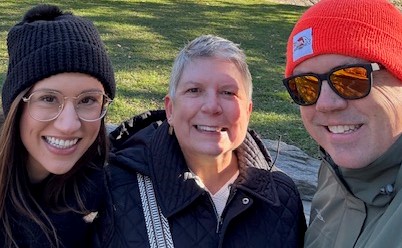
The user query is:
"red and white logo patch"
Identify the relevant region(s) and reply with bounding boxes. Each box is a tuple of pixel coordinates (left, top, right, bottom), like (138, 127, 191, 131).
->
(293, 28, 313, 62)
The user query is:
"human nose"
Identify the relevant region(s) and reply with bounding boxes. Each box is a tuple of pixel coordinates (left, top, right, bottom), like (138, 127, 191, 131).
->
(315, 81, 348, 112)
(53, 99, 82, 132)
(201, 92, 222, 114)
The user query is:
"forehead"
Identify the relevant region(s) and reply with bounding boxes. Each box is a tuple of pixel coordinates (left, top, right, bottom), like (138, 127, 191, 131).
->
(179, 57, 243, 84)
(30, 72, 103, 92)
(293, 54, 367, 74)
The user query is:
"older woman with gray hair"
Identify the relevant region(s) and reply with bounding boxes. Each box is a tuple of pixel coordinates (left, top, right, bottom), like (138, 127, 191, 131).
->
(98, 35, 306, 247)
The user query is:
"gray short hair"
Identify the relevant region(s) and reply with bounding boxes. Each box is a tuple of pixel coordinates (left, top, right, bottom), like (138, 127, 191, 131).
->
(168, 35, 252, 100)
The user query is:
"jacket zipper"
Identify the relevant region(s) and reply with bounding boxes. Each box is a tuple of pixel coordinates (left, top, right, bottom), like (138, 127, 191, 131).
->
(210, 187, 238, 234)
(204, 192, 222, 233)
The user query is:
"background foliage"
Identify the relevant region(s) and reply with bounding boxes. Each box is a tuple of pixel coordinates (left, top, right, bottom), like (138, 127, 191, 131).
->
(0, 0, 319, 156)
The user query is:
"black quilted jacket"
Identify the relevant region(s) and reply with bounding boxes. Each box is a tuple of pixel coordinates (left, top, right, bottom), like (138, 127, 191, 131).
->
(98, 110, 306, 248)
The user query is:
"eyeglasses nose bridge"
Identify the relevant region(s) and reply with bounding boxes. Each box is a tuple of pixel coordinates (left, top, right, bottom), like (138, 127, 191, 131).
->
(315, 72, 332, 85)
(314, 70, 338, 95)
(58, 96, 80, 116)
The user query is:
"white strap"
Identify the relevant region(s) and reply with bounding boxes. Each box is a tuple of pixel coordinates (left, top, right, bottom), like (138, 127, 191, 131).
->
(137, 173, 174, 248)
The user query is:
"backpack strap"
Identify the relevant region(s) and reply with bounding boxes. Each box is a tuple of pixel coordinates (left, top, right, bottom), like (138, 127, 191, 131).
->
(137, 173, 174, 248)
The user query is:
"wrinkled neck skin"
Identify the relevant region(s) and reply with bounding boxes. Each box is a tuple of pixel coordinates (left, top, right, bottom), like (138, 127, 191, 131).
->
(184, 150, 239, 195)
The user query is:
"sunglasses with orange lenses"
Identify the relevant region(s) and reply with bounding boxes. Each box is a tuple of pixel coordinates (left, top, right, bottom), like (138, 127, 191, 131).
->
(282, 63, 382, 106)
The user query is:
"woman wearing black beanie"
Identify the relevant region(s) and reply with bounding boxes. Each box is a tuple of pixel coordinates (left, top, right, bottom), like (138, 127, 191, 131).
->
(0, 4, 115, 248)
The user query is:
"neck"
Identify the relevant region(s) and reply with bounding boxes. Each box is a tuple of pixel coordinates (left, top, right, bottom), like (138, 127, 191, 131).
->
(187, 151, 239, 194)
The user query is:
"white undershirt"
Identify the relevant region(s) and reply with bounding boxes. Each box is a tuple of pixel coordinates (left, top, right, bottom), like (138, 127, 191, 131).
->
(209, 171, 239, 218)
(186, 170, 239, 218)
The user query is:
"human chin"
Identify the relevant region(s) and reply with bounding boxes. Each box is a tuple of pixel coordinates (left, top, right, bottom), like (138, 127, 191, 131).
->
(47, 159, 77, 175)
(324, 144, 374, 169)
(189, 141, 227, 157)
(43, 137, 93, 175)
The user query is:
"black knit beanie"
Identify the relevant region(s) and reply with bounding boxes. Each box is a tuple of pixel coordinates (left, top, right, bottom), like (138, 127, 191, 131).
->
(2, 4, 116, 116)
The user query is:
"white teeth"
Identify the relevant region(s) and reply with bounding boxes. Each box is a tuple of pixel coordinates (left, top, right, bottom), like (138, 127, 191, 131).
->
(328, 125, 359, 134)
(197, 125, 224, 132)
(45, 137, 78, 149)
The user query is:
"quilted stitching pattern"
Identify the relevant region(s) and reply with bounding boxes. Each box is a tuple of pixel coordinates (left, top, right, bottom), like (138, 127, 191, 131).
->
(106, 169, 306, 247)
(104, 111, 306, 247)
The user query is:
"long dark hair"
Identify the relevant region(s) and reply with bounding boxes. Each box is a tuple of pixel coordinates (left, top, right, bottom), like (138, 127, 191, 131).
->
(0, 89, 108, 248)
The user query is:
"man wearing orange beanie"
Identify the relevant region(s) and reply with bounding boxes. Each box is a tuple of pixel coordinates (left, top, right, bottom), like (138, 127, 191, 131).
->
(282, 0, 402, 247)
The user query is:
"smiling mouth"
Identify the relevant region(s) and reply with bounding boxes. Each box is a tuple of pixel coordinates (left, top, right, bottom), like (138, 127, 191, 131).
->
(44, 136, 79, 149)
(327, 125, 362, 134)
(196, 125, 228, 132)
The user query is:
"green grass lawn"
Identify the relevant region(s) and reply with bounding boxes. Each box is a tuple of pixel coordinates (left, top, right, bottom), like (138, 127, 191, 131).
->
(0, 0, 319, 157)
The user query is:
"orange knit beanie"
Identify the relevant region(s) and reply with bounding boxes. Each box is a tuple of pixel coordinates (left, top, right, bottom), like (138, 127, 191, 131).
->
(285, 0, 402, 82)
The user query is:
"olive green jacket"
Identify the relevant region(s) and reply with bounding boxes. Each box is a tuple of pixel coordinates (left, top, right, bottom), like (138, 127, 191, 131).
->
(305, 135, 402, 248)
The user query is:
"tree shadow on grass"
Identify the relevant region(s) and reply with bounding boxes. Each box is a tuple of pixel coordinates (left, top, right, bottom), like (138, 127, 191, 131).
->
(0, 1, 311, 152)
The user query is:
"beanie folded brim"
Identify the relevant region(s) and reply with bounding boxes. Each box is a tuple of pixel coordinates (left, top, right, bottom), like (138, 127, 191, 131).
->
(285, 0, 402, 84)
(286, 17, 402, 81)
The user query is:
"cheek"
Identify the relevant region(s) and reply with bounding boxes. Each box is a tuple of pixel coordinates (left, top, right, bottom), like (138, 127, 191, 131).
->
(240, 103, 252, 124)
(86, 122, 102, 140)
(300, 107, 312, 125)
(230, 102, 251, 138)
(371, 88, 402, 133)
(230, 100, 249, 118)
(20, 109, 35, 141)
(299, 107, 319, 139)
(171, 100, 195, 123)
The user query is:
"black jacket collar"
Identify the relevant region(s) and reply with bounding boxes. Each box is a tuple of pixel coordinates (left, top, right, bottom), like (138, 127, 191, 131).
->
(109, 110, 281, 217)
